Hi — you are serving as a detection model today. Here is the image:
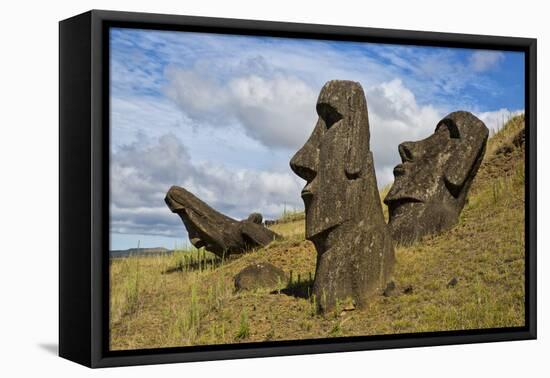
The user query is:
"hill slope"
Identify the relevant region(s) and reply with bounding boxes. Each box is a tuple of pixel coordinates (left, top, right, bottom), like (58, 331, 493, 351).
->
(110, 115, 525, 350)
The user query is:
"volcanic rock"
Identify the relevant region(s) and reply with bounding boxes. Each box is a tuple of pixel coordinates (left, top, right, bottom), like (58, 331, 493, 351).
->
(234, 262, 286, 291)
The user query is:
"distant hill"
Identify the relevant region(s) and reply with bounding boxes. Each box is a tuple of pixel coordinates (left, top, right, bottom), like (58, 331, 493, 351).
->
(110, 247, 172, 258)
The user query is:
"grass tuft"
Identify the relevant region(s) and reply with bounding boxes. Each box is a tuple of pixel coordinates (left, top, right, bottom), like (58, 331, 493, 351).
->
(235, 311, 250, 340)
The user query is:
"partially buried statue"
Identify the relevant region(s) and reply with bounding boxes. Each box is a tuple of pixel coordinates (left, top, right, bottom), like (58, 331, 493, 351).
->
(290, 80, 395, 312)
(165, 186, 279, 258)
(384, 111, 489, 246)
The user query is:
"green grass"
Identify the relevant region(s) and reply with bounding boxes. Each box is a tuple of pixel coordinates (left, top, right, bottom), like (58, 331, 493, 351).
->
(279, 206, 305, 223)
(236, 311, 250, 340)
(110, 115, 526, 350)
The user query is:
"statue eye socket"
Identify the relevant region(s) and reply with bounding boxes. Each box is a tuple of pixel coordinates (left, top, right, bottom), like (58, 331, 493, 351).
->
(436, 118, 460, 139)
(316, 103, 343, 129)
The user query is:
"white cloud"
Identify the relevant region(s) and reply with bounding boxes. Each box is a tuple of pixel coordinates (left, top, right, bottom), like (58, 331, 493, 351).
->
(110, 96, 186, 150)
(364, 79, 523, 187)
(110, 134, 304, 238)
(111, 94, 284, 172)
(164, 67, 447, 188)
(469, 51, 505, 72)
(365, 79, 445, 186)
(477, 108, 524, 133)
(164, 68, 230, 122)
(108, 29, 524, 248)
(166, 68, 318, 149)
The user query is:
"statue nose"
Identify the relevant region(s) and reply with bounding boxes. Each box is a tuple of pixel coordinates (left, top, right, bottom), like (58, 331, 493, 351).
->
(290, 146, 317, 183)
(398, 142, 418, 162)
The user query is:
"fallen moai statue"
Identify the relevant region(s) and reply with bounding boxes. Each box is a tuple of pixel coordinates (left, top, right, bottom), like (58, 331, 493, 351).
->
(165, 186, 279, 258)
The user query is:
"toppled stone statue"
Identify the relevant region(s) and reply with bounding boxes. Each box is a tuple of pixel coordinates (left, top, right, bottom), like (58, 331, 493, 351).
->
(384, 111, 489, 245)
(165, 186, 279, 258)
(246, 212, 263, 224)
(290, 80, 395, 312)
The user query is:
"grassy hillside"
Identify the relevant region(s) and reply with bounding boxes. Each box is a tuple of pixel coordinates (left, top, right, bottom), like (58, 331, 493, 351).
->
(110, 115, 525, 350)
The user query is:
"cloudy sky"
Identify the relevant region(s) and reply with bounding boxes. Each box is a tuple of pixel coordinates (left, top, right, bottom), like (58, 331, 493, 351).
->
(109, 27, 525, 250)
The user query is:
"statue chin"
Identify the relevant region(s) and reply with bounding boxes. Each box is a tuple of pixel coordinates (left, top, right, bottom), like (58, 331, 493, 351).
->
(305, 214, 344, 242)
(388, 197, 462, 246)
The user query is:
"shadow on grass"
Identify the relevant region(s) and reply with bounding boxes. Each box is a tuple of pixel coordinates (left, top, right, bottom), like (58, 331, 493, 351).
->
(273, 278, 314, 299)
(163, 259, 222, 274)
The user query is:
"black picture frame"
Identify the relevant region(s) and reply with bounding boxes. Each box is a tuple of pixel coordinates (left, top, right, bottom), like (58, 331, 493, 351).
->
(59, 9, 537, 368)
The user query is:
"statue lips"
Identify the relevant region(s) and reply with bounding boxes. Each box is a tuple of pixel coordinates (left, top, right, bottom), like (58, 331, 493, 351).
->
(384, 163, 423, 205)
(189, 237, 207, 249)
(300, 187, 314, 205)
(385, 143, 421, 205)
(179, 212, 212, 250)
(393, 163, 406, 176)
(386, 196, 423, 205)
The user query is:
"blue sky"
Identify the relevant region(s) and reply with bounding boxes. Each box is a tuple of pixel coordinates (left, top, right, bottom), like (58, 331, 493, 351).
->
(109, 27, 525, 251)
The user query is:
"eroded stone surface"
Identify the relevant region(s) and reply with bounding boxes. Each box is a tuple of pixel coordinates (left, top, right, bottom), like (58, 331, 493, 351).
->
(384, 111, 489, 245)
(165, 186, 279, 257)
(246, 213, 263, 224)
(290, 80, 395, 312)
(234, 262, 286, 291)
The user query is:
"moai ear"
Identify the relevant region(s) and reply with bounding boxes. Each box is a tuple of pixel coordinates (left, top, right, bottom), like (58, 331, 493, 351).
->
(344, 94, 370, 179)
(443, 118, 489, 196)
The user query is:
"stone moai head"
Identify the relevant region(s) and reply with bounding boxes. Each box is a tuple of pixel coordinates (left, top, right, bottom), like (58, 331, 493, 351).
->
(290, 80, 394, 312)
(165, 186, 278, 257)
(290, 80, 372, 240)
(384, 111, 489, 245)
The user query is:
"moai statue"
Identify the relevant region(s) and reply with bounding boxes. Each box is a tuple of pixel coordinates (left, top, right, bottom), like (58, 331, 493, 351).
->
(384, 111, 489, 245)
(165, 186, 279, 257)
(290, 80, 395, 312)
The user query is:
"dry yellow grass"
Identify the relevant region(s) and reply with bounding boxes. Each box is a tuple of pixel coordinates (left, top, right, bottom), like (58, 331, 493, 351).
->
(110, 115, 525, 350)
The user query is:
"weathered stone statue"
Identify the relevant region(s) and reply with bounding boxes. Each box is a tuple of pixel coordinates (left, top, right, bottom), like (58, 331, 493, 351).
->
(290, 80, 395, 312)
(165, 186, 279, 257)
(246, 212, 263, 224)
(384, 111, 489, 245)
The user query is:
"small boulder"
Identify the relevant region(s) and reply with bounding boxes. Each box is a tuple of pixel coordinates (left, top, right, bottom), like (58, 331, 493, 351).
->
(342, 302, 356, 312)
(447, 277, 458, 288)
(383, 281, 397, 297)
(403, 285, 414, 295)
(234, 262, 286, 291)
(512, 128, 525, 148)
